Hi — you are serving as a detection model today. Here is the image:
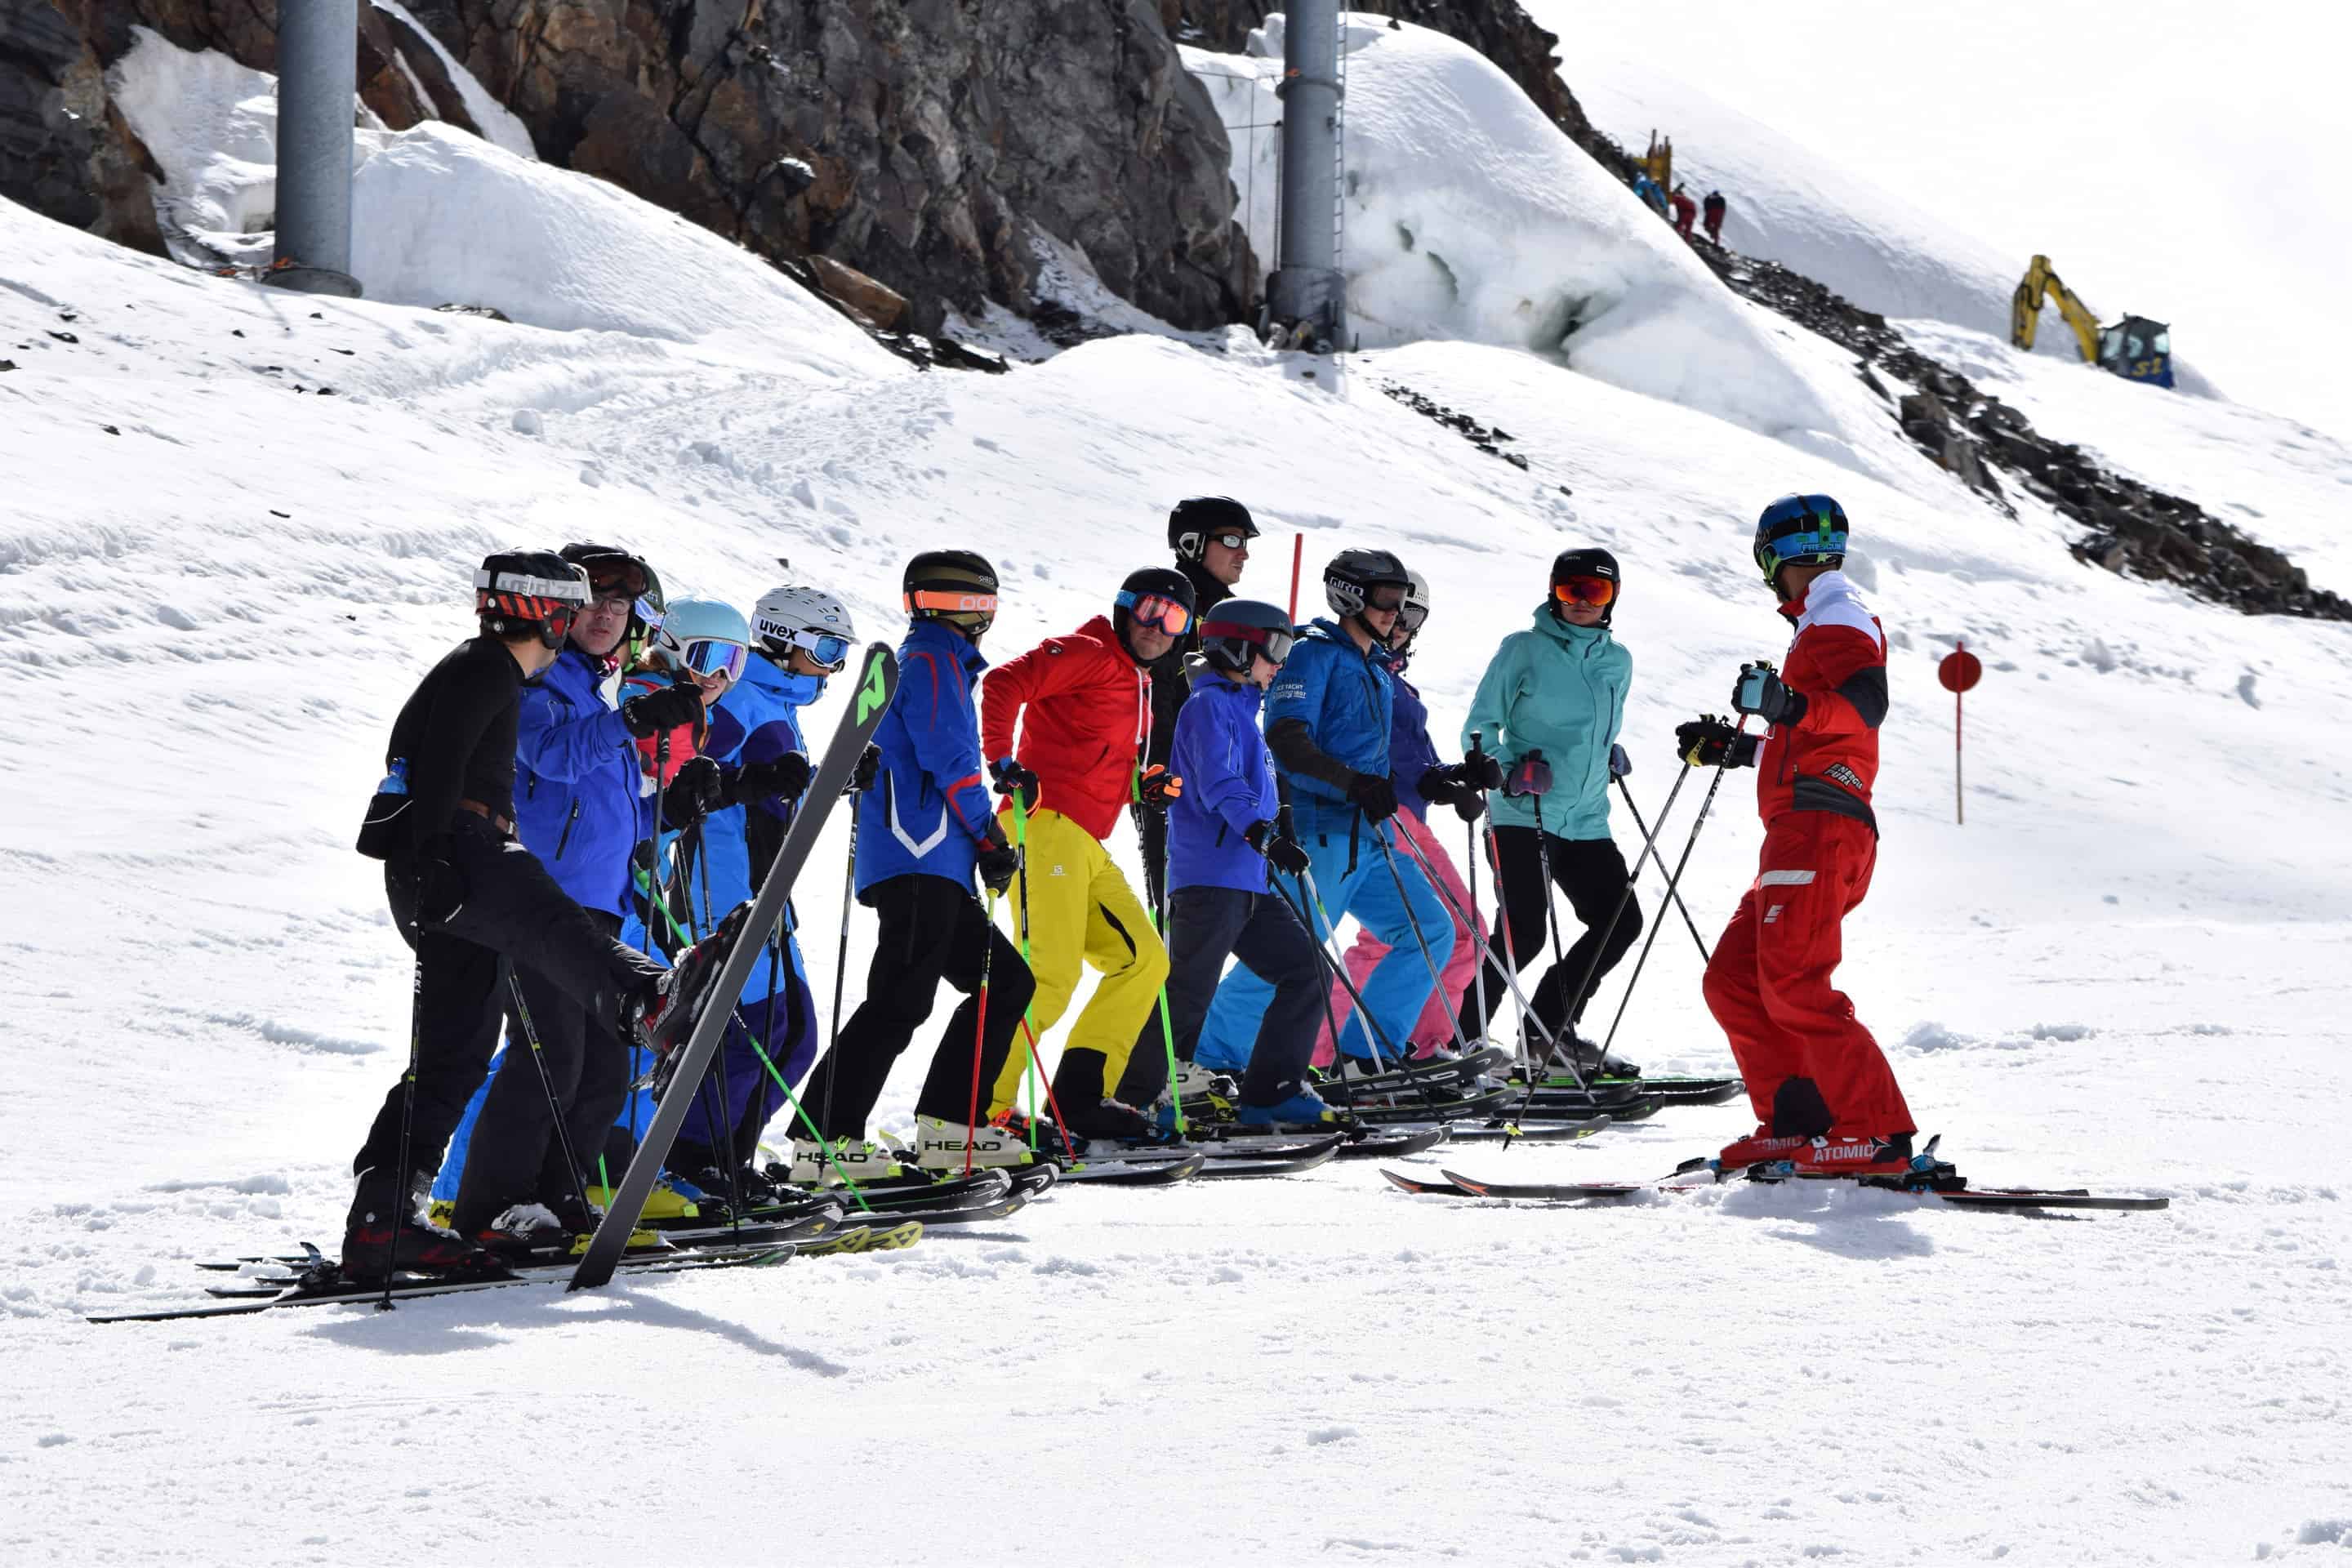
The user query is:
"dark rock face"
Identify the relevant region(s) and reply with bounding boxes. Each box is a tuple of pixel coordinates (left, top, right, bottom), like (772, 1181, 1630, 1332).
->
(11, 0, 1258, 333)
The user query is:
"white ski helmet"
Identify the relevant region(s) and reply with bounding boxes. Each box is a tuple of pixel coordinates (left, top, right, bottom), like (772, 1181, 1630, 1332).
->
(753, 584, 857, 670)
(649, 596, 751, 682)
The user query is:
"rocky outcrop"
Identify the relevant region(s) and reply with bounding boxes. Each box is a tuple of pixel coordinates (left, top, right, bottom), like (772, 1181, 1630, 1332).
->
(10, 0, 1258, 334)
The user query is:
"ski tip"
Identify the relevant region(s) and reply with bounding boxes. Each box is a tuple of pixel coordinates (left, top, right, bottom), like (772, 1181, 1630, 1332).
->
(1437, 1169, 1491, 1196)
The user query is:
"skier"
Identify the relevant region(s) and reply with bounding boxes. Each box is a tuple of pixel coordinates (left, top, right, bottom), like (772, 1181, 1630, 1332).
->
(1112, 599, 1330, 1125)
(1205, 549, 1454, 1072)
(1702, 189, 1727, 244)
(794, 551, 1035, 1178)
(443, 546, 726, 1250)
(981, 567, 1192, 1139)
(1670, 183, 1699, 238)
(1681, 494, 1917, 1176)
(1141, 497, 1259, 911)
(1456, 548, 1641, 1077)
(343, 550, 728, 1281)
(1317, 568, 1487, 1061)
(1633, 171, 1669, 219)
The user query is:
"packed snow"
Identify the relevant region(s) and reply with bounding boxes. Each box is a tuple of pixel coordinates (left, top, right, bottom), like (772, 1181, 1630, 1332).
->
(3, 15, 2350, 1566)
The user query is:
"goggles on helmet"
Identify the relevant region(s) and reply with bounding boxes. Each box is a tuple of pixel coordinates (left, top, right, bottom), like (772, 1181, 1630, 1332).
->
(1115, 590, 1193, 636)
(680, 638, 749, 684)
(1361, 581, 1408, 612)
(1553, 576, 1617, 608)
(775, 626, 853, 672)
(906, 588, 998, 620)
(1202, 619, 1296, 666)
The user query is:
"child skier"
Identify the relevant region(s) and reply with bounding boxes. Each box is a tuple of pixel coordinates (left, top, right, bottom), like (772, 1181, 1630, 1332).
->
(344, 550, 725, 1281)
(1456, 548, 1642, 1077)
(793, 551, 1034, 1178)
(1112, 599, 1330, 1125)
(1682, 493, 1918, 1175)
(980, 567, 1192, 1139)
(1205, 549, 1454, 1072)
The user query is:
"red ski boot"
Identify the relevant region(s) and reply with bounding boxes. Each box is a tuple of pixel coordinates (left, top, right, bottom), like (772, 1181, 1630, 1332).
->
(1717, 1127, 1816, 1169)
(1788, 1132, 1917, 1178)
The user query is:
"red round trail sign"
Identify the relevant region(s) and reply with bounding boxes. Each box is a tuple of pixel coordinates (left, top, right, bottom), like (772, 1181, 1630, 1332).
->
(1939, 648, 1984, 694)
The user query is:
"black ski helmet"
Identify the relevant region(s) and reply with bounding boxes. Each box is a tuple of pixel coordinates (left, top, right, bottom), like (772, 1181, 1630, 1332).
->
(476, 550, 590, 649)
(1113, 565, 1197, 657)
(903, 549, 1000, 638)
(558, 541, 660, 645)
(1198, 599, 1298, 675)
(1753, 494, 1848, 585)
(1323, 547, 1412, 621)
(1550, 546, 1621, 626)
(1168, 496, 1259, 563)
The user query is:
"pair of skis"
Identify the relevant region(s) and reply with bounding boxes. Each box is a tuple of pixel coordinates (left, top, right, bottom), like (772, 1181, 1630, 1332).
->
(1383, 1164, 2169, 1214)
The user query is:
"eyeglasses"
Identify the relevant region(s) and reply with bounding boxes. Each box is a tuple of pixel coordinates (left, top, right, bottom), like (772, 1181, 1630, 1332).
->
(586, 587, 636, 609)
(681, 638, 748, 683)
(1116, 590, 1193, 635)
(1206, 531, 1251, 552)
(1554, 576, 1616, 608)
(777, 627, 852, 671)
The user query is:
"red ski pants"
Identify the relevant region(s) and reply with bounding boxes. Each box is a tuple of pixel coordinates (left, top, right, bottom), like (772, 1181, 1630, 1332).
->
(1703, 812, 1913, 1135)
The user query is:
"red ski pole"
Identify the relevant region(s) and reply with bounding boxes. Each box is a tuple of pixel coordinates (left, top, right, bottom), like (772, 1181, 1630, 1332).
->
(1288, 534, 1303, 622)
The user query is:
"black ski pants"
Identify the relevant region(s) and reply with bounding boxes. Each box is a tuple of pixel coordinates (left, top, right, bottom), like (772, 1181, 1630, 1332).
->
(353, 817, 666, 1203)
(449, 907, 635, 1230)
(1459, 827, 1642, 1045)
(1116, 884, 1322, 1109)
(798, 873, 1031, 1143)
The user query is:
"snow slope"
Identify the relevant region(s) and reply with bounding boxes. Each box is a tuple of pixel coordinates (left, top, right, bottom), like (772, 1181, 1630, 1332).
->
(4, 22, 2352, 1565)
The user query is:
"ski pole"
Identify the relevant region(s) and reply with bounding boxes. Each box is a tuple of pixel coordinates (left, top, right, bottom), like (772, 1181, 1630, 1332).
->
(1528, 789, 1576, 1054)
(1133, 766, 1188, 1137)
(1269, 870, 1409, 1070)
(1596, 718, 1749, 1060)
(1555, 759, 1701, 1058)
(1005, 791, 1076, 1152)
(1616, 775, 1709, 962)
(821, 814, 857, 1147)
(1391, 816, 1555, 1055)
(967, 892, 996, 1176)
(1464, 732, 1494, 1052)
(1295, 861, 1388, 1071)
(1372, 822, 1476, 1056)
(504, 973, 597, 1230)
(381, 936, 425, 1313)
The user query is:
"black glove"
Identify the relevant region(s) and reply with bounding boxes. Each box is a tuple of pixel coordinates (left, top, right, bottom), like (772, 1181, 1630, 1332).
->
(662, 755, 724, 828)
(1345, 772, 1400, 823)
(1676, 715, 1759, 768)
(1731, 662, 1808, 728)
(621, 680, 704, 740)
(848, 743, 881, 795)
(1503, 751, 1553, 798)
(414, 838, 466, 926)
(1415, 767, 1462, 808)
(976, 828, 1022, 896)
(1136, 764, 1183, 809)
(1245, 818, 1312, 875)
(989, 756, 1039, 811)
(735, 751, 813, 804)
(1459, 746, 1505, 793)
(1609, 742, 1633, 780)
(1451, 791, 1487, 823)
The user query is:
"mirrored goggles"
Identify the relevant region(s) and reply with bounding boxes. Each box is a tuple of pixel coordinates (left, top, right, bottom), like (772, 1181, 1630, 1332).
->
(1398, 602, 1428, 635)
(682, 638, 749, 683)
(1116, 590, 1193, 635)
(780, 626, 852, 670)
(1553, 576, 1617, 608)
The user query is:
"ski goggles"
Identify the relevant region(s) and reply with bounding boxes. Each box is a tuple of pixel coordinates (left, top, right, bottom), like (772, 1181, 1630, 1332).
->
(777, 626, 853, 671)
(1754, 528, 1846, 580)
(1115, 590, 1193, 635)
(679, 637, 749, 683)
(1200, 618, 1296, 666)
(1553, 575, 1617, 608)
(906, 588, 999, 621)
(1361, 581, 1409, 612)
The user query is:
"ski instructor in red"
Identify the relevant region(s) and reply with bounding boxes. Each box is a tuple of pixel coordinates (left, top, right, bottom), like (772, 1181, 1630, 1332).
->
(1677, 493, 1918, 1177)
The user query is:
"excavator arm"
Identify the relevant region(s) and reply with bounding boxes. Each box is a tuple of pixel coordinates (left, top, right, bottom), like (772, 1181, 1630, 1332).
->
(2011, 254, 2103, 363)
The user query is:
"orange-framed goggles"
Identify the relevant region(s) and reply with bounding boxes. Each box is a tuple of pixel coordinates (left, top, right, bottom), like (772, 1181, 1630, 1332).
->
(1553, 575, 1617, 608)
(906, 588, 1000, 617)
(1115, 590, 1193, 635)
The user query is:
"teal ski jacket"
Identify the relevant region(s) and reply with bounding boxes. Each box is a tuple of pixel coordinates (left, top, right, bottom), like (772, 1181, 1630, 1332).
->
(1459, 607, 1631, 840)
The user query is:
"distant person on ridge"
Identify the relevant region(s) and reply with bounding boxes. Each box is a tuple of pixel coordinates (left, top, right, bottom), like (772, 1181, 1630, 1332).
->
(1670, 184, 1699, 238)
(1141, 496, 1258, 913)
(1679, 494, 1918, 1178)
(1632, 171, 1669, 219)
(1702, 189, 1727, 244)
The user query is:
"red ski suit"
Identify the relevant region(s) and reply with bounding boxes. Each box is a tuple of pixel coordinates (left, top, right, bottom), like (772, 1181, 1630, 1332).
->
(1702, 571, 1914, 1137)
(978, 614, 1151, 841)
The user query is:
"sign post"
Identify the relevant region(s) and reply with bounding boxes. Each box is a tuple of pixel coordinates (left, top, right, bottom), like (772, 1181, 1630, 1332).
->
(1937, 641, 1984, 825)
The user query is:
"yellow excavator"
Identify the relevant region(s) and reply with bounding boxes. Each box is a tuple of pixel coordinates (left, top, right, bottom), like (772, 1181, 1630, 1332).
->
(2011, 255, 2173, 388)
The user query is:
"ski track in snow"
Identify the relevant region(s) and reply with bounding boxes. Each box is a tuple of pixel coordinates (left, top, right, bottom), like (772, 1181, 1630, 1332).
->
(6, 23, 2352, 1562)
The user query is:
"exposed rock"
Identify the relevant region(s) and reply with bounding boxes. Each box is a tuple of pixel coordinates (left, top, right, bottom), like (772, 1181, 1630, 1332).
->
(805, 253, 908, 332)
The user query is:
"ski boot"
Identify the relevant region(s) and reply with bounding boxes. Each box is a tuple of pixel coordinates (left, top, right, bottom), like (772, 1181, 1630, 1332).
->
(911, 1115, 1037, 1172)
(1788, 1131, 1917, 1178)
(784, 1137, 903, 1187)
(1713, 1127, 1818, 1173)
(468, 1202, 569, 1257)
(1236, 1087, 1347, 1130)
(340, 1170, 499, 1285)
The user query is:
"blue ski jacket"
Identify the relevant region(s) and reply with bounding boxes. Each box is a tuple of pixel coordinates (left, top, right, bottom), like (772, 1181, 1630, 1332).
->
(514, 646, 648, 917)
(1461, 606, 1631, 840)
(1167, 670, 1280, 894)
(1265, 618, 1393, 826)
(856, 619, 996, 896)
(1383, 657, 1446, 821)
(690, 651, 822, 1000)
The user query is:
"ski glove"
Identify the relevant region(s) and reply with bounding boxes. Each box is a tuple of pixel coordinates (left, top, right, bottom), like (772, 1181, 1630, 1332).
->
(976, 838, 1023, 896)
(413, 840, 466, 926)
(734, 751, 813, 804)
(848, 743, 881, 795)
(1459, 746, 1506, 794)
(1415, 767, 1463, 808)
(1345, 772, 1401, 823)
(989, 756, 1040, 811)
(621, 680, 705, 740)
(1245, 819, 1312, 875)
(662, 755, 725, 828)
(1136, 764, 1183, 808)
(1609, 742, 1633, 780)
(1503, 751, 1553, 799)
(1676, 715, 1758, 769)
(1451, 790, 1487, 823)
(1731, 662, 1808, 728)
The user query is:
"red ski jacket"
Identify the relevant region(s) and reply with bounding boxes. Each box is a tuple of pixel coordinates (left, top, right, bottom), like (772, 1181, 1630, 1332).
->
(1755, 571, 1886, 831)
(980, 613, 1152, 842)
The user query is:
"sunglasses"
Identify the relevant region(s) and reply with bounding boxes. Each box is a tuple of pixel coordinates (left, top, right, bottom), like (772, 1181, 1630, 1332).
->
(681, 638, 748, 683)
(1116, 589, 1193, 635)
(1206, 531, 1251, 551)
(779, 627, 852, 671)
(1554, 576, 1617, 607)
